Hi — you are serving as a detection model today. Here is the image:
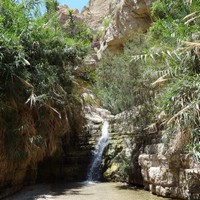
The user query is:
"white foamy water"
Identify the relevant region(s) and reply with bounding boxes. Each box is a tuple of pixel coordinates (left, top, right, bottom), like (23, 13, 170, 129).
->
(87, 121, 109, 181)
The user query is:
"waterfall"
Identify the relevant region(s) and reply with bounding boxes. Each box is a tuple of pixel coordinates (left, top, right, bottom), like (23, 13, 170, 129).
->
(87, 121, 109, 182)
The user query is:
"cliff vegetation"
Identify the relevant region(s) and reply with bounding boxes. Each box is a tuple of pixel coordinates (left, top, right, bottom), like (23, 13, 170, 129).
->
(1, 0, 200, 199)
(96, 0, 200, 161)
(0, 0, 91, 195)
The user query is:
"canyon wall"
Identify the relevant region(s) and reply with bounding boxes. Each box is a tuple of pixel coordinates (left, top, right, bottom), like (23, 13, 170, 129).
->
(0, 100, 86, 198)
(139, 134, 200, 199)
(58, 0, 153, 58)
(96, 0, 152, 57)
(82, 0, 152, 58)
(0, 88, 112, 199)
(2, 1, 200, 200)
(102, 110, 200, 200)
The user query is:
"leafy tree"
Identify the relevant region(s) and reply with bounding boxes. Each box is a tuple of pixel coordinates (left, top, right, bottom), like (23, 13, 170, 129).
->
(45, 0, 59, 14)
(95, 0, 200, 160)
(147, 0, 200, 158)
(95, 38, 156, 128)
(0, 0, 90, 159)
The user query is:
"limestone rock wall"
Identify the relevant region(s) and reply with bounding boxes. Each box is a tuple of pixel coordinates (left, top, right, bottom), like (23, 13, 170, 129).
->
(0, 86, 114, 198)
(97, 0, 153, 58)
(102, 110, 145, 185)
(0, 102, 85, 199)
(139, 141, 200, 199)
(36, 102, 112, 183)
(103, 109, 200, 200)
(58, 5, 82, 26)
(81, 0, 115, 30)
(58, 0, 153, 58)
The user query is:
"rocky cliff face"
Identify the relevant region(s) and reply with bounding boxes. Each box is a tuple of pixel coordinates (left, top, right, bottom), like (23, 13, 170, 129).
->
(81, 0, 152, 58)
(58, 5, 82, 26)
(81, 0, 114, 30)
(102, 109, 144, 185)
(0, 98, 87, 199)
(102, 109, 200, 200)
(139, 135, 200, 199)
(97, 0, 152, 57)
(58, 0, 152, 58)
(37, 102, 112, 183)
(0, 89, 112, 199)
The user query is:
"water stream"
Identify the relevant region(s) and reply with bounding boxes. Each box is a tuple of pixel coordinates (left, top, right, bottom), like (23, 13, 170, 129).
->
(87, 121, 109, 182)
(5, 182, 172, 200)
(5, 121, 173, 200)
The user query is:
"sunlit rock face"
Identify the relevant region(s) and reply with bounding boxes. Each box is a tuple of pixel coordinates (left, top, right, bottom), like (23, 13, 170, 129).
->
(139, 149, 200, 199)
(97, 0, 153, 58)
(81, 0, 114, 30)
(103, 108, 200, 200)
(138, 130, 200, 200)
(58, 0, 114, 30)
(81, 0, 153, 58)
(102, 109, 145, 185)
(58, 5, 83, 26)
(58, 0, 152, 58)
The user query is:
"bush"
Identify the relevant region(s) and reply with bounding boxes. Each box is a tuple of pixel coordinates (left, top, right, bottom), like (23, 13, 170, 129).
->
(148, 0, 200, 160)
(95, 38, 156, 128)
(96, 0, 200, 160)
(0, 0, 90, 159)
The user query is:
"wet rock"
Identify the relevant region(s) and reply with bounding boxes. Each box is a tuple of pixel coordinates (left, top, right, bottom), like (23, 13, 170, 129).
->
(102, 109, 144, 185)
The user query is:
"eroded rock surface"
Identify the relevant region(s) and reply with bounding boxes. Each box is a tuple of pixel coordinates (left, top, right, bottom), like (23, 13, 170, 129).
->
(139, 144, 200, 199)
(59, 0, 152, 58)
(103, 108, 200, 200)
(96, 0, 153, 58)
(102, 109, 145, 185)
(58, 5, 83, 26)
(81, 0, 114, 30)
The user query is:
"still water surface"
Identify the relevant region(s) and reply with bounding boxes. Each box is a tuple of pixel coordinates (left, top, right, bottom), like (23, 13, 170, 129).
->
(6, 182, 172, 200)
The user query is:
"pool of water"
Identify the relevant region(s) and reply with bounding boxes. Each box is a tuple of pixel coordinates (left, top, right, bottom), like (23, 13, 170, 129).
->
(5, 182, 172, 200)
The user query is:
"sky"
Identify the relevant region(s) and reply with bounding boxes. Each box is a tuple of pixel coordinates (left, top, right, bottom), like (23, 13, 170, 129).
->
(58, 0, 89, 12)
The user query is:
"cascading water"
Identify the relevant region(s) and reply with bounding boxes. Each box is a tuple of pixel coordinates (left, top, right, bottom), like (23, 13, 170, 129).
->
(87, 121, 109, 182)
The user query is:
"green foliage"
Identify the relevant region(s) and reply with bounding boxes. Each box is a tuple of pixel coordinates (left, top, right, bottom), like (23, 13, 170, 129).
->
(149, 0, 200, 160)
(114, 154, 134, 182)
(0, 0, 90, 159)
(96, 0, 200, 161)
(149, 0, 200, 45)
(151, 1, 168, 19)
(0, 0, 90, 101)
(45, 0, 59, 15)
(102, 15, 112, 28)
(95, 38, 156, 128)
(64, 9, 92, 44)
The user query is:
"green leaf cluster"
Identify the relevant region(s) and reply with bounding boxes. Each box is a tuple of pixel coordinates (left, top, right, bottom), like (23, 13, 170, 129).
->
(149, 0, 200, 159)
(0, 0, 91, 102)
(0, 0, 90, 159)
(96, 0, 200, 160)
(95, 37, 156, 128)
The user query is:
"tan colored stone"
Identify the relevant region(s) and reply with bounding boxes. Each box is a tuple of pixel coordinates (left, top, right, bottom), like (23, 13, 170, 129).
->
(97, 0, 153, 58)
(81, 0, 114, 30)
(58, 5, 83, 26)
(139, 147, 200, 199)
